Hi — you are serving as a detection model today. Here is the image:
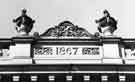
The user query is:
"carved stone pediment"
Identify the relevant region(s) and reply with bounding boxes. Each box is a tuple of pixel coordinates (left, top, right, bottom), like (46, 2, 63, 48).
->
(40, 21, 95, 38)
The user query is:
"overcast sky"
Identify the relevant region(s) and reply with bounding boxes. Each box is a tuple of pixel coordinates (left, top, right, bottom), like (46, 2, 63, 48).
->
(0, 0, 134, 38)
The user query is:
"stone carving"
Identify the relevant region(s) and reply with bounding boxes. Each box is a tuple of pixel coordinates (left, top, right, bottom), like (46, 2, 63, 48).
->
(95, 10, 117, 36)
(0, 49, 9, 57)
(125, 46, 135, 57)
(13, 9, 35, 35)
(40, 21, 94, 37)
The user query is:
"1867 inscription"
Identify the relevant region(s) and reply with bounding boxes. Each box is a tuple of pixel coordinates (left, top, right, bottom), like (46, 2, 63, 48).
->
(34, 46, 100, 56)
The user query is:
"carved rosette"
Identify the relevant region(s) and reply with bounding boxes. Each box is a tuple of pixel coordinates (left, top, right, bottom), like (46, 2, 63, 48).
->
(40, 21, 94, 38)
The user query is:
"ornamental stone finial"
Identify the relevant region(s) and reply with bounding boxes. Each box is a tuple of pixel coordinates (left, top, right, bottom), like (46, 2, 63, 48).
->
(95, 9, 117, 36)
(13, 9, 35, 36)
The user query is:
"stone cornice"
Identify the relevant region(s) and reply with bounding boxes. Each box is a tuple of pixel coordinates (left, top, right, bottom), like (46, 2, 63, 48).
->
(0, 37, 134, 45)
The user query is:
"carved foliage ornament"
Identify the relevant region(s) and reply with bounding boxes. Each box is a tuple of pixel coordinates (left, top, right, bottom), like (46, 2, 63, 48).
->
(40, 21, 94, 37)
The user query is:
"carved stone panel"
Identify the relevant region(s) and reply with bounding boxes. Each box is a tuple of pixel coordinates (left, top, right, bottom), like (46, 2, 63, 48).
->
(40, 21, 95, 38)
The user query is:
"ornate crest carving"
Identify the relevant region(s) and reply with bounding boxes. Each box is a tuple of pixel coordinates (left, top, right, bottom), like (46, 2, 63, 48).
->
(40, 21, 94, 37)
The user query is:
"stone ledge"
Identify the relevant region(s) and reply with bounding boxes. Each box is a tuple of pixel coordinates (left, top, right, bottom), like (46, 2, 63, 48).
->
(102, 58, 123, 64)
(34, 59, 102, 64)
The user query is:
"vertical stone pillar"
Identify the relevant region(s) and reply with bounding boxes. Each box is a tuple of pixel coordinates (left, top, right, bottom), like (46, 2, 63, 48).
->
(10, 36, 34, 64)
(102, 37, 123, 64)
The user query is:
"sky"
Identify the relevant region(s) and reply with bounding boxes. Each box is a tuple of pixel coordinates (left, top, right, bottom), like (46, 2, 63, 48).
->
(0, 0, 134, 38)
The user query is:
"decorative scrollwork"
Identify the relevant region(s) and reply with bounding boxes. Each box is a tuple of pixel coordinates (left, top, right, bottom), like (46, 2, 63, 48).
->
(40, 21, 94, 37)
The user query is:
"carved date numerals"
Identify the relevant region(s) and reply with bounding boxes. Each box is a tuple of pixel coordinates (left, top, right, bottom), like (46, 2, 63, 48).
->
(56, 47, 78, 55)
